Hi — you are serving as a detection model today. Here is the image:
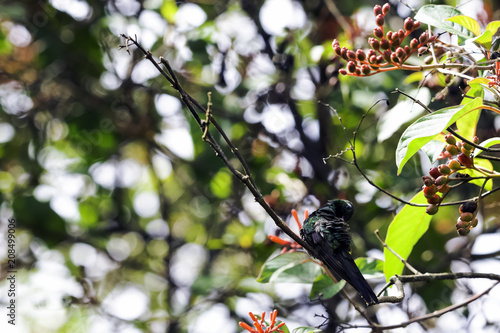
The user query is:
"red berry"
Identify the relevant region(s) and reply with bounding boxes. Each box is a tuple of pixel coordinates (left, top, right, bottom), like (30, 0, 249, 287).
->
(382, 3, 390, 14)
(356, 49, 366, 61)
(423, 184, 438, 197)
(422, 176, 434, 187)
(380, 39, 390, 50)
(340, 47, 348, 59)
(382, 50, 391, 62)
(413, 21, 421, 30)
(457, 153, 473, 167)
(395, 47, 405, 59)
(419, 32, 428, 44)
(373, 28, 384, 39)
(429, 167, 441, 179)
(374, 5, 382, 16)
(347, 50, 356, 60)
(410, 38, 419, 49)
(347, 61, 357, 73)
(456, 219, 470, 230)
(398, 29, 405, 39)
(361, 64, 371, 75)
(458, 228, 470, 236)
(404, 17, 413, 32)
(370, 38, 380, 50)
(438, 184, 450, 193)
(376, 14, 385, 27)
(427, 194, 441, 205)
(339, 69, 347, 75)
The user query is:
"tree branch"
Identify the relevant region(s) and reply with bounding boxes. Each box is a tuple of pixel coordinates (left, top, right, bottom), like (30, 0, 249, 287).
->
(119, 34, 315, 254)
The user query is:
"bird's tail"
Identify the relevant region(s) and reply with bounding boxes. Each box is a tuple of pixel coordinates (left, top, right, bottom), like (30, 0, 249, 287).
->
(326, 251, 379, 306)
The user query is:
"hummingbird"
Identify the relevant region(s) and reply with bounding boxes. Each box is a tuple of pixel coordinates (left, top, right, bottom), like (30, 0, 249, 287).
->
(300, 199, 379, 305)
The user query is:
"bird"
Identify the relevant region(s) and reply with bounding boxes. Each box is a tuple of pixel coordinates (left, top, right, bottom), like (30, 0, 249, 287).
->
(300, 199, 379, 305)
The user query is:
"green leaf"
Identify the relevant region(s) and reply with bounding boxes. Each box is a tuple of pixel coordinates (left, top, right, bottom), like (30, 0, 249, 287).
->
(309, 273, 345, 300)
(473, 137, 500, 157)
(468, 78, 490, 86)
(355, 257, 384, 278)
(471, 30, 492, 49)
(257, 252, 321, 283)
(485, 21, 500, 35)
(384, 191, 432, 281)
(415, 5, 475, 41)
(293, 328, 322, 333)
(457, 82, 483, 142)
(403, 72, 424, 85)
(461, 158, 493, 191)
(396, 98, 483, 174)
(446, 15, 481, 36)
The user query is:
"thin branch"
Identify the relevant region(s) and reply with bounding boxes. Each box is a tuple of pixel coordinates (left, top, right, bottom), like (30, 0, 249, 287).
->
(377, 276, 405, 303)
(393, 272, 500, 283)
(322, 95, 500, 208)
(373, 282, 499, 330)
(394, 88, 500, 152)
(119, 34, 316, 255)
(374, 229, 421, 275)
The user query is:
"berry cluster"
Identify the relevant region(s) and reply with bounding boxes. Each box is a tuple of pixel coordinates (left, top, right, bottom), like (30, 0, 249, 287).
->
(456, 201, 478, 236)
(422, 133, 481, 235)
(333, 3, 436, 76)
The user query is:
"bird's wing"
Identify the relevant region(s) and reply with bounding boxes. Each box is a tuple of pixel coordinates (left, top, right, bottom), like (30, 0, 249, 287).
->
(310, 218, 379, 305)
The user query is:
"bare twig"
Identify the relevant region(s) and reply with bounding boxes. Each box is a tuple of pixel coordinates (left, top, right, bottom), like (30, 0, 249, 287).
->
(394, 88, 500, 153)
(322, 95, 500, 208)
(119, 34, 316, 254)
(368, 282, 499, 330)
(374, 229, 421, 275)
(377, 276, 405, 303)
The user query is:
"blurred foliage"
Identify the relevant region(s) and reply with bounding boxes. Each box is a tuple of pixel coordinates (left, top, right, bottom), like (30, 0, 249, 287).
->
(0, 0, 500, 332)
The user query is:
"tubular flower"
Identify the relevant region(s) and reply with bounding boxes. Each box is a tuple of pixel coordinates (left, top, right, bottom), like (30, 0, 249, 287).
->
(239, 310, 286, 333)
(267, 209, 308, 253)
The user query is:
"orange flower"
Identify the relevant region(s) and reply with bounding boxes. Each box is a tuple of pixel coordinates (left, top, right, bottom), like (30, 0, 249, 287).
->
(268, 209, 308, 254)
(239, 310, 286, 333)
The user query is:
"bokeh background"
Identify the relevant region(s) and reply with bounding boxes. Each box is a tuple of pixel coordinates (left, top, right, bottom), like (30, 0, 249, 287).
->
(1, 0, 500, 332)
